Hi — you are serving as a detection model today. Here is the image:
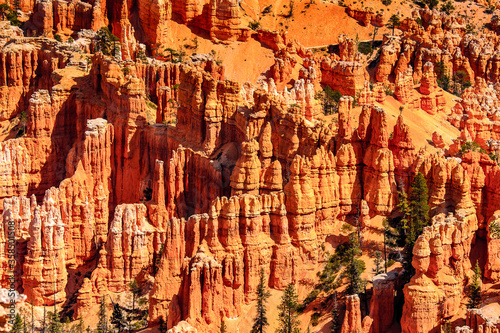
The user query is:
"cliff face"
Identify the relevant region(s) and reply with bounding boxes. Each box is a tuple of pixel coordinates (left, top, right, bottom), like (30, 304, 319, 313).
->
(1, 118, 113, 305)
(401, 212, 478, 333)
(24, 0, 249, 58)
(149, 192, 299, 327)
(2, 4, 500, 331)
(375, 8, 500, 89)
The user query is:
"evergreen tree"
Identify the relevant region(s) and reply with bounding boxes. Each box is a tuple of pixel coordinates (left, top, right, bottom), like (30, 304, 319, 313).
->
(10, 314, 23, 333)
(383, 219, 399, 273)
(219, 319, 227, 333)
(396, 190, 410, 234)
(435, 61, 450, 91)
(42, 307, 47, 333)
(330, 292, 339, 333)
(251, 269, 271, 333)
(154, 244, 164, 276)
(96, 28, 112, 55)
(74, 318, 84, 333)
(372, 251, 383, 275)
(47, 311, 62, 333)
(95, 27, 119, 56)
(162, 48, 184, 63)
(409, 173, 429, 242)
(64, 316, 70, 333)
(276, 284, 301, 333)
(96, 296, 108, 333)
(345, 233, 365, 295)
(110, 303, 126, 333)
(22, 316, 28, 333)
(423, 0, 439, 9)
(467, 261, 482, 309)
(386, 14, 401, 35)
(442, 321, 452, 333)
(0, 4, 9, 20)
(315, 86, 342, 115)
(403, 173, 430, 283)
(129, 280, 141, 315)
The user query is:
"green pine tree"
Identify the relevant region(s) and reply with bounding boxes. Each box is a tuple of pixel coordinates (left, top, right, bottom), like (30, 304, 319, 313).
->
(22, 316, 28, 333)
(42, 307, 47, 333)
(386, 14, 401, 35)
(403, 173, 430, 283)
(409, 173, 430, 242)
(154, 244, 164, 276)
(372, 251, 383, 275)
(10, 314, 23, 333)
(64, 316, 70, 332)
(74, 318, 84, 333)
(129, 280, 141, 315)
(95, 27, 119, 56)
(330, 292, 339, 333)
(382, 219, 399, 273)
(111, 303, 126, 333)
(219, 319, 227, 333)
(251, 268, 271, 333)
(397, 190, 410, 234)
(47, 311, 62, 333)
(96, 296, 108, 333)
(276, 283, 301, 333)
(467, 261, 482, 309)
(346, 234, 365, 295)
(441, 321, 452, 333)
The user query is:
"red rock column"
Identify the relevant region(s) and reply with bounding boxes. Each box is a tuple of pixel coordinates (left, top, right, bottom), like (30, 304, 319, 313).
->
(341, 294, 363, 333)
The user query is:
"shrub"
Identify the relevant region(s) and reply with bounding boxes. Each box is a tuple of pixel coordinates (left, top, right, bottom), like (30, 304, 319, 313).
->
(382, 0, 392, 5)
(341, 223, 354, 233)
(358, 42, 372, 55)
(423, 0, 439, 9)
(436, 61, 450, 91)
(490, 219, 500, 239)
(262, 5, 272, 14)
(440, 1, 455, 14)
(282, 0, 294, 18)
(386, 259, 396, 268)
(0, 4, 22, 27)
(316, 85, 342, 115)
(137, 49, 147, 62)
(121, 66, 131, 76)
(460, 141, 487, 154)
(384, 85, 394, 96)
(466, 23, 475, 34)
(310, 312, 321, 327)
(248, 20, 261, 30)
(485, 5, 495, 14)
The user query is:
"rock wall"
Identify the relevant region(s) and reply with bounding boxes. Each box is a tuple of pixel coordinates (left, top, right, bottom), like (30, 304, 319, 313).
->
(0, 25, 500, 333)
(375, 8, 500, 88)
(401, 212, 478, 333)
